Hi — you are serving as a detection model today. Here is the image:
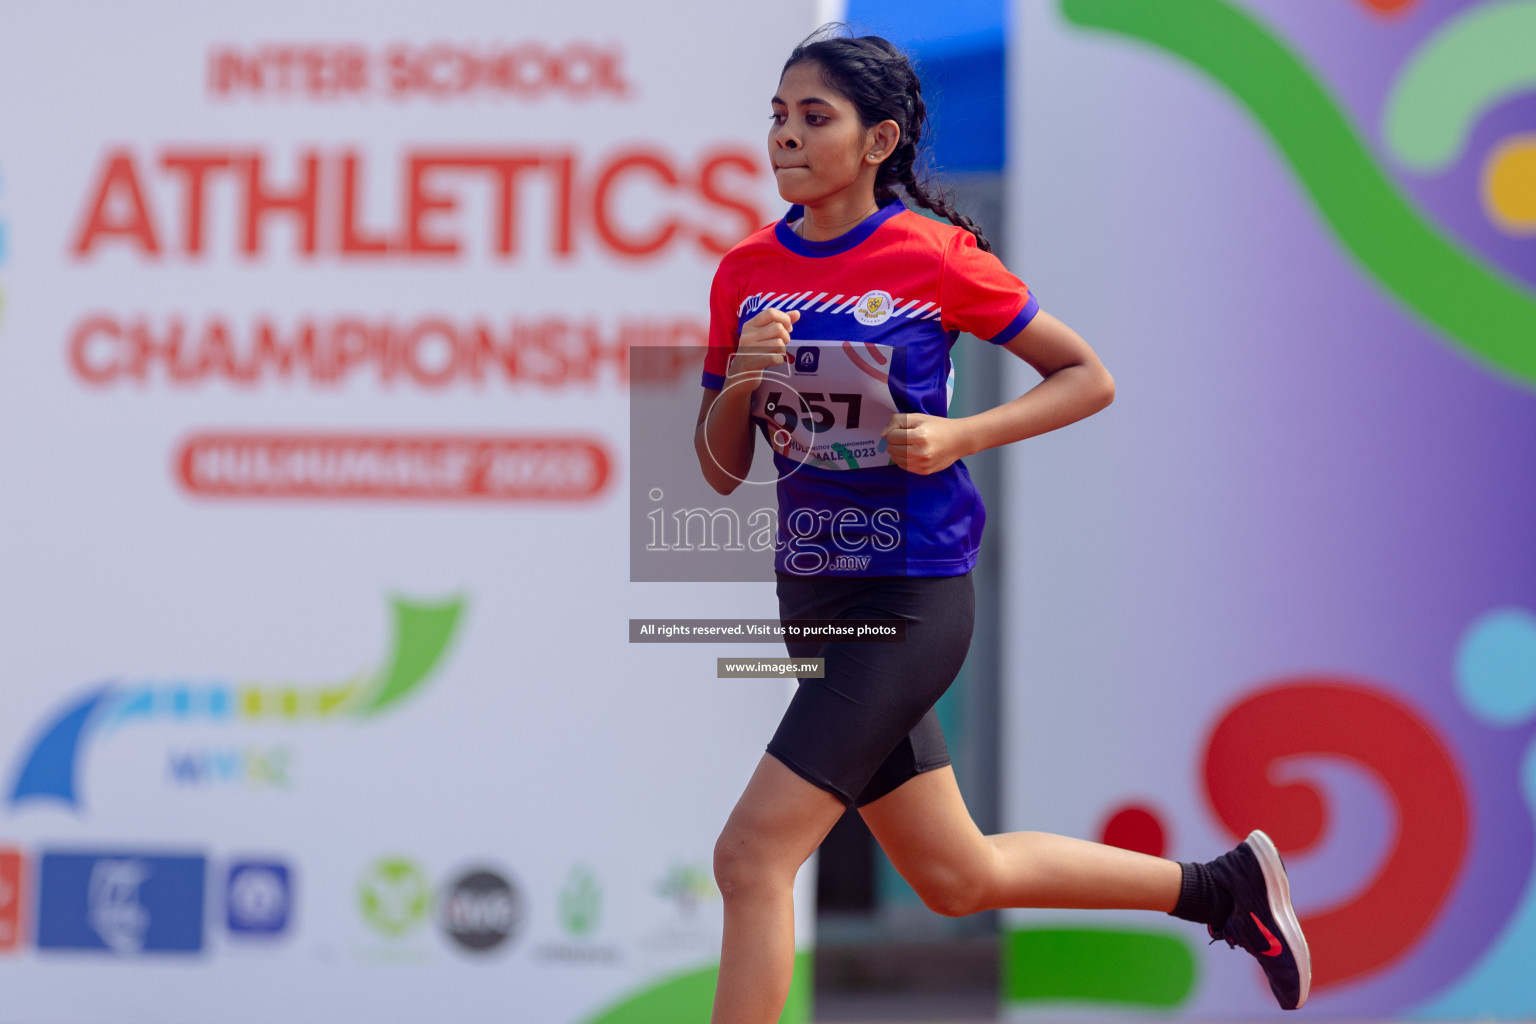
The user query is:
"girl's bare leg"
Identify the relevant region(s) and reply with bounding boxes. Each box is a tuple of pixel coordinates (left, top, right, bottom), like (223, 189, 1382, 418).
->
(711, 754, 846, 1024)
(858, 766, 1181, 916)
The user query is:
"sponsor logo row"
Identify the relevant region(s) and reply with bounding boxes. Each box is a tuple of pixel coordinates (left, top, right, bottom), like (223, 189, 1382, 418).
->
(360, 857, 530, 953)
(0, 848, 288, 954)
(0, 847, 710, 961)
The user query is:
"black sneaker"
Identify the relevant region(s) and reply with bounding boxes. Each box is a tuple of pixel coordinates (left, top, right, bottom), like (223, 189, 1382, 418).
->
(1206, 829, 1312, 1010)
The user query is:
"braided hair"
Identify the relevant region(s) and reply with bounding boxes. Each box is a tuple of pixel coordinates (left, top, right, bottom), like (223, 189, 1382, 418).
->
(782, 29, 993, 253)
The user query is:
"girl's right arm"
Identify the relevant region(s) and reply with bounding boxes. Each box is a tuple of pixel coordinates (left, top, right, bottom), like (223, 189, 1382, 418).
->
(694, 308, 799, 495)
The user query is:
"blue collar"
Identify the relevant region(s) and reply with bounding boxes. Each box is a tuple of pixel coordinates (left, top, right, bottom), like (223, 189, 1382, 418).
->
(774, 197, 907, 257)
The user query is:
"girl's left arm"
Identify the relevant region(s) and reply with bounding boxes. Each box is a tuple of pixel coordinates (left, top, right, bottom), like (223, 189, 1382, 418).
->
(882, 310, 1114, 475)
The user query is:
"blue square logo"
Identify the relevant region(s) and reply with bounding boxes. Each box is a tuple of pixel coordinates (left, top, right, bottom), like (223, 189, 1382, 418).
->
(794, 346, 820, 374)
(226, 861, 292, 936)
(37, 851, 205, 954)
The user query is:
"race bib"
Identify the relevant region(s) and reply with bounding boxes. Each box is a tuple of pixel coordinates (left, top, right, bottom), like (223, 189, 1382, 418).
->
(748, 340, 898, 470)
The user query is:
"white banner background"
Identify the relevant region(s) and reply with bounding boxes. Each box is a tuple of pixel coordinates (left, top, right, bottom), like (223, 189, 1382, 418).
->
(0, 4, 816, 1022)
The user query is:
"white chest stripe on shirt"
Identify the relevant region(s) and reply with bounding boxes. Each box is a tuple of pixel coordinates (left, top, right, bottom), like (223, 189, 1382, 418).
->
(738, 292, 944, 320)
(739, 293, 775, 316)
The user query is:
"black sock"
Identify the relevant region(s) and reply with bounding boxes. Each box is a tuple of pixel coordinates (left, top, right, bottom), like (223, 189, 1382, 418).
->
(1168, 860, 1233, 926)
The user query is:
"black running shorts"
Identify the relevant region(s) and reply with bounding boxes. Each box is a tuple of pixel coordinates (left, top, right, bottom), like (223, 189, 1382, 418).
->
(767, 571, 975, 807)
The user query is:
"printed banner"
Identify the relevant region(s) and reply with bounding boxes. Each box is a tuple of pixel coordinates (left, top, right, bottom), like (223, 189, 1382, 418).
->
(0, 4, 816, 1023)
(1001, 0, 1536, 1019)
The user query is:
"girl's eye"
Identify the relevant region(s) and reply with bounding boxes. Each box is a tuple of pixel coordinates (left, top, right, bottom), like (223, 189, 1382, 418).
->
(805, 114, 827, 126)
(770, 113, 787, 125)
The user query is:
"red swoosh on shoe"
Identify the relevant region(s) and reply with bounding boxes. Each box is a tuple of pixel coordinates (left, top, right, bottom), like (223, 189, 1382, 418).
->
(1251, 912, 1284, 957)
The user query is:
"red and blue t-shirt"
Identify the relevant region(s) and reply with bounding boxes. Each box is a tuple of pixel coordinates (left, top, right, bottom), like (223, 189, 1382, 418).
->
(703, 197, 1039, 577)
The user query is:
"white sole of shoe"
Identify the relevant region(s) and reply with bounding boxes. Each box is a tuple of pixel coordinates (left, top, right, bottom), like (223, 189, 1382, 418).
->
(1246, 828, 1312, 1009)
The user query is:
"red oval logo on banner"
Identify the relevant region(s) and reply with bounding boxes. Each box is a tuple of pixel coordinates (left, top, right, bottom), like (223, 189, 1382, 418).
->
(176, 433, 611, 501)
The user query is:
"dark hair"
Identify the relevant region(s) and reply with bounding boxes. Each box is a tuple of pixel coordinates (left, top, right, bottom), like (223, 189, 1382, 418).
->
(782, 27, 993, 252)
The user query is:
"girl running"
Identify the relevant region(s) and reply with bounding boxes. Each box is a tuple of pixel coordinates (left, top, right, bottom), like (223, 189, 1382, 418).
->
(693, 30, 1310, 1023)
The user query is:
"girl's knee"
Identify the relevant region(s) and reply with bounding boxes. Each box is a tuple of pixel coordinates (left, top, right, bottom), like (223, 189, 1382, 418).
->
(713, 826, 793, 902)
(919, 882, 988, 918)
(907, 858, 993, 918)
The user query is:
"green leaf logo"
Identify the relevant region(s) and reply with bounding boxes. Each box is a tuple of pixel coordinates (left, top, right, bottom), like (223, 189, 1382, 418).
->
(559, 865, 602, 937)
(358, 857, 431, 938)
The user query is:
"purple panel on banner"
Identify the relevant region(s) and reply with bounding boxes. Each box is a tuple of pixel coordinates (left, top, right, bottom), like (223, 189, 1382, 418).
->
(1007, 0, 1536, 1019)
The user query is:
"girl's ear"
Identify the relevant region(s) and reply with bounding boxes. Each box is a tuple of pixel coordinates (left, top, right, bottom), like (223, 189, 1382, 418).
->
(865, 119, 902, 164)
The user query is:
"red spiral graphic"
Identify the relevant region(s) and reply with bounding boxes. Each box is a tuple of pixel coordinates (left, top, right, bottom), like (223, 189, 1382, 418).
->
(1204, 679, 1469, 990)
(1360, 0, 1417, 16)
(840, 341, 890, 383)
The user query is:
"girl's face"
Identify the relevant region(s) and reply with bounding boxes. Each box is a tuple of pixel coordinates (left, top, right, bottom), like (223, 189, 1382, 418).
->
(769, 61, 893, 207)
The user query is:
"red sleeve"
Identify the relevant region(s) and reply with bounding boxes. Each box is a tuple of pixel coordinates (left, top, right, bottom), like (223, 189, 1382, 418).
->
(701, 259, 742, 390)
(938, 230, 1039, 345)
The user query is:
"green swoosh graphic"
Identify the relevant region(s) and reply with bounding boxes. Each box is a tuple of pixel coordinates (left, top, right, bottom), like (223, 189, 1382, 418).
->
(1384, 1, 1536, 171)
(351, 595, 465, 716)
(579, 954, 811, 1024)
(829, 441, 859, 469)
(1004, 927, 1196, 1007)
(1061, 0, 1536, 388)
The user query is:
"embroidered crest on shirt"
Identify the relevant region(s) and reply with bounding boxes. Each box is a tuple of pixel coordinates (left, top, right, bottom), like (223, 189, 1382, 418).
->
(853, 289, 894, 326)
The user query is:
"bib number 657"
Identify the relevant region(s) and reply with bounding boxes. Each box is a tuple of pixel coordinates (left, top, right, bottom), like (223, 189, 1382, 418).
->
(762, 391, 863, 434)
